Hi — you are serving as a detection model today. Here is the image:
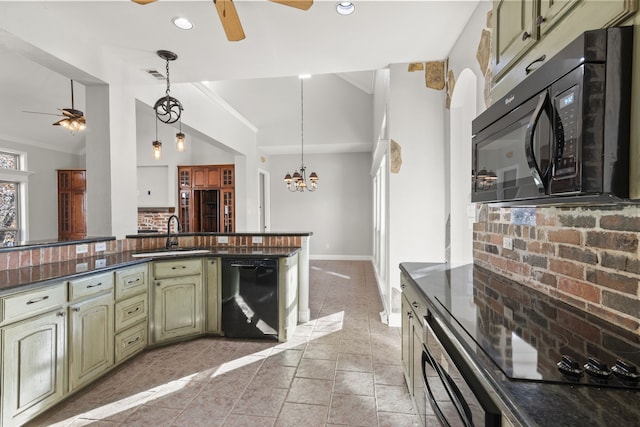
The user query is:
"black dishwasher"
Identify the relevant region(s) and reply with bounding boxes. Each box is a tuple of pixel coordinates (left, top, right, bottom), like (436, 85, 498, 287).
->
(221, 258, 279, 340)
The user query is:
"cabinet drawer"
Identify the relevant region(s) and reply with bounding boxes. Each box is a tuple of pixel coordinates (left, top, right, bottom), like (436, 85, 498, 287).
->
(0, 283, 67, 326)
(69, 271, 114, 301)
(152, 259, 202, 279)
(401, 274, 427, 319)
(115, 265, 147, 300)
(115, 293, 148, 332)
(115, 322, 147, 364)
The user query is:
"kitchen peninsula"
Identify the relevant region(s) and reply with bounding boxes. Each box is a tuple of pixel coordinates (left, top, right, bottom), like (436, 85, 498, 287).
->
(0, 232, 310, 427)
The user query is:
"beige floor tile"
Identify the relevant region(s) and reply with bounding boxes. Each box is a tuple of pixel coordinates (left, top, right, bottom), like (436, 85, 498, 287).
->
(286, 377, 333, 406)
(174, 395, 238, 426)
(328, 393, 378, 426)
(378, 411, 423, 427)
(303, 342, 340, 360)
(339, 337, 372, 355)
(143, 379, 204, 409)
(374, 363, 407, 386)
(223, 414, 276, 427)
(375, 384, 416, 414)
(333, 370, 375, 396)
(275, 402, 329, 427)
(336, 352, 374, 372)
(248, 365, 296, 389)
(232, 387, 288, 418)
(122, 405, 181, 426)
(262, 348, 304, 368)
(295, 358, 337, 380)
(205, 372, 253, 397)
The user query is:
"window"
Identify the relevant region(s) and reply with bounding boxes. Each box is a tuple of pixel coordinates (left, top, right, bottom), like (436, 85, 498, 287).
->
(0, 150, 23, 246)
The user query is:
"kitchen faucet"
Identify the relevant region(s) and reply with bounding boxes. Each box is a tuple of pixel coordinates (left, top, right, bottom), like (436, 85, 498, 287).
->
(166, 214, 181, 249)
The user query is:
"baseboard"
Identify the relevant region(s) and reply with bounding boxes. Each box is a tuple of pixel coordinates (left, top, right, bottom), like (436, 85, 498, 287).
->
(309, 254, 374, 261)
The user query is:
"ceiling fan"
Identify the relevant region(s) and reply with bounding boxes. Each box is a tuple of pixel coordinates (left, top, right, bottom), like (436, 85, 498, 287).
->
(131, 0, 313, 41)
(22, 80, 86, 131)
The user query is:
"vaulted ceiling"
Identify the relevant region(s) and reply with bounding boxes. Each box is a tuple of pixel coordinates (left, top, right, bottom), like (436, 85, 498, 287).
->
(0, 0, 481, 154)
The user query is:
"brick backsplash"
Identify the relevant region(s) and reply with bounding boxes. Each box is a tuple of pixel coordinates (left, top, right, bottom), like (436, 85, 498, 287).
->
(473, 205, 640, 334)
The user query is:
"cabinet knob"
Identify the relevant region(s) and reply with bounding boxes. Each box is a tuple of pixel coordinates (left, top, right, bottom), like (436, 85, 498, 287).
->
(72, 307, 80, 312)
(535, 15, 546, 26)
(400, 284, 406, 289)
(57, 311, 65, 317)
(412, 301, 420, 308)
(522, 31, 531, 41)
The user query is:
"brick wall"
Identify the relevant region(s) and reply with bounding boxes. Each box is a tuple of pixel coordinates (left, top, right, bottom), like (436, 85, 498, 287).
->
(137, 211, 175, 232)
(473, 205, 640, 334)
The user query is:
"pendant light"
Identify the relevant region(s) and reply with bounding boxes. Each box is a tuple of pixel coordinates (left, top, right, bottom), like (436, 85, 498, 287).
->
(153, 50, 183, 124)
(152, 112, 162, 160)
(176, 118, 186, 152)
(284, 76, 318, 192)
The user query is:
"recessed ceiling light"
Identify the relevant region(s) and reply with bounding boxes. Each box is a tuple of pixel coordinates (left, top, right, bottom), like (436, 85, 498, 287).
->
(172, 17, 193, 30)
(336, 2, 355, 15)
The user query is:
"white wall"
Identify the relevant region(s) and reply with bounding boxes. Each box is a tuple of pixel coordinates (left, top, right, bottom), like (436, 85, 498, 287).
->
(388, 63, 448, 282)
(269, 152, 372, 258)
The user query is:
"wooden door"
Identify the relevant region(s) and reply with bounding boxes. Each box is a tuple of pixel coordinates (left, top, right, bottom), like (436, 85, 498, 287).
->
(58, 170, 87, 240)
(222, 189, 235, 233)
(1, 310, 66, 427)
(69, 292, 114, 391)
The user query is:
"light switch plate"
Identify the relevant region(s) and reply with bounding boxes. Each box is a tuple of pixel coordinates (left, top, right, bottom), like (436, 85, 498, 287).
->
(217, 236, 229, 244)
(75, 262, 88, 272)
(76, 244, 88, 254)
(95, 259, 106, 268)
(252, 236, 263, 244)
(502, 237, 513, 250)
(95, 242, 107, 252)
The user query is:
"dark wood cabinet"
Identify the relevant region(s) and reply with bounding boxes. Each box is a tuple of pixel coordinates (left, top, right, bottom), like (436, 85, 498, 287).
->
(177, 165, 234, 233)
(58, 170, 87, 240)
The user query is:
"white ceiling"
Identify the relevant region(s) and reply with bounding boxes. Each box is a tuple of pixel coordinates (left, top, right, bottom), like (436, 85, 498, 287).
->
(0, 0, 481, 154)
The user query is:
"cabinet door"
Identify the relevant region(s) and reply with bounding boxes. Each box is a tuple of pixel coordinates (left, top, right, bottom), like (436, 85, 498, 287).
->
(221, 166, 234, 187)
(152, 275, 203, 344)
(222, 189, 235, 232)
(411, 314, 426, 424)
(278, 255, 299, 341)
(1, 310, 66, 427)
(538, 0, 581, 36)
(493, 0, 536, 80)
(178, 167, 192, 188)
(58, 170, 87, 240)
(192, 167, 207, 188)
(401, 294, 413, 391)
(205, 258, 220, 334)
(69, 293, 114, 391)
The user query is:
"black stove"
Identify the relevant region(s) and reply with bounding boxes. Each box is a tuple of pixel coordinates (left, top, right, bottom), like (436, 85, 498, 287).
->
(413, 263, 640, 390)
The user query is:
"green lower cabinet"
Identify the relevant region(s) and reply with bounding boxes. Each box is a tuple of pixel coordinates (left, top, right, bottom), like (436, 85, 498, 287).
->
(151, 274, 204, 344)
(68, 292, 114, 392)
(1, 310, 67, 427)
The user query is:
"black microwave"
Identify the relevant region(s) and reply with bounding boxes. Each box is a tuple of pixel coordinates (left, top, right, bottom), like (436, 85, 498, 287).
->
(472, 26, 633, 205)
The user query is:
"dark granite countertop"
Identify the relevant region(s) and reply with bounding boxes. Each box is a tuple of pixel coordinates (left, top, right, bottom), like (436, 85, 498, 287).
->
(0, 247, 300, 296)
(0, 236, 115, 252)
(126, 232, 313, 238)
(400, 262, 640, 427)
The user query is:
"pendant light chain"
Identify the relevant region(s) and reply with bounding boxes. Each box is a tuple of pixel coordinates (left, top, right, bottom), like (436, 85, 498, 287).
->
(300, 78, 304, 167)
(165, 58, 171, 97)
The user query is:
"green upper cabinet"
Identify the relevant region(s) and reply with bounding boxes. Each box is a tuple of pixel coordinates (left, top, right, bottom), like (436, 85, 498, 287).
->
(491, 0, 638, 99)
(538, 0, 582, 36)
(493, 0, 537, 81)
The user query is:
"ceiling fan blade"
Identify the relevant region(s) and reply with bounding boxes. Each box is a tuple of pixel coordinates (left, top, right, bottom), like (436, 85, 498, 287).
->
(270, 0, 313, 11)
(131, 0, 158, 4)
(214, 0, 245, 41)
(22, 110, 64, 117)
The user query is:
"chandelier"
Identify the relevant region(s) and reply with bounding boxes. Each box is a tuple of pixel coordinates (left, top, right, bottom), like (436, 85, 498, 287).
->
(284, 77, 318, 192)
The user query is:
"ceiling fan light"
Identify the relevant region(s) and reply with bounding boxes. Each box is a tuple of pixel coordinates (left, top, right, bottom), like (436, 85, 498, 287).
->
(336, 2, 355, 15)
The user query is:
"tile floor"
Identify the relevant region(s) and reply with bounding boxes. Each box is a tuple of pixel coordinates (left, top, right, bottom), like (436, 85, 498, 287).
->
(27, 260, 421, 427)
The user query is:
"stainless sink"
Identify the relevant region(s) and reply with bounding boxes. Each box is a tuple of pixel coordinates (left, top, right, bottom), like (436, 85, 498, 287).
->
(131, 248, 211, 258)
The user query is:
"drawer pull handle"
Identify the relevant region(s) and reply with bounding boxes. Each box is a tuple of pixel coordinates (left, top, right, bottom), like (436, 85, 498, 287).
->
(171, 266, 187, 270)
(400, 284, 406, 289)
(26, 296, 50, 305)
(86, 282, 103, 289)
(72, 307, 81, 312)
(126, 307, 141, 315)
(126, 278, 141, 285)
(126, 337, 140, 345)
(412, 301, 420, 308)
